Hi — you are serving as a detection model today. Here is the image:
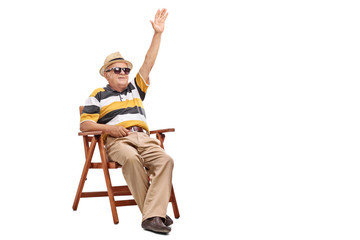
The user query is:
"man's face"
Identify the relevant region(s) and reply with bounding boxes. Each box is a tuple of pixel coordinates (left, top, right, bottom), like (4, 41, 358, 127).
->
(104, 62, 130, 92)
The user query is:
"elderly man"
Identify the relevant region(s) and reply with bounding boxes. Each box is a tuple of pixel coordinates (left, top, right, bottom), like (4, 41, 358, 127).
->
(80, 9, 174, 233)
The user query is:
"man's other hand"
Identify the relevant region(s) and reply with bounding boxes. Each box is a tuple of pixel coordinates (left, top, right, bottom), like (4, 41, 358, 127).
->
(106, 125, 129, 138)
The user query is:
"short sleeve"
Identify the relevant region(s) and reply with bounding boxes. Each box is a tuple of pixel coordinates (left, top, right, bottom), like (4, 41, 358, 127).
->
(134, 72, 149, 101)
(80, 88, 104, 123)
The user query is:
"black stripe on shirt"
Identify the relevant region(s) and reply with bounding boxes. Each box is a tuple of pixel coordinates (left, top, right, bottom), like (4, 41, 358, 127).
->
(82, 105, 100, 114)
(94, 89, 119, 102)
(133, 79, 146, 101)
(98, 106, 146, 124)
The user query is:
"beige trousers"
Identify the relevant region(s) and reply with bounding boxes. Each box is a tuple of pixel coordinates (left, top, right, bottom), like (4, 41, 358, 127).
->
(105, 132, 174, 221)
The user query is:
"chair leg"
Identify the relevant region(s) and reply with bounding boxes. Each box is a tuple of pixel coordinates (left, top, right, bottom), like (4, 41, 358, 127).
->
(170, 185, 180, 219)
(73, 137, 97, 211)
(98, 136, 119, 224)
(155, 133, 180, 218)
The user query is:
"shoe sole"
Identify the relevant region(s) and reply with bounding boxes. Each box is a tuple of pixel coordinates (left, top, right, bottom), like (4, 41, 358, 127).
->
(143, 227, 171, 234)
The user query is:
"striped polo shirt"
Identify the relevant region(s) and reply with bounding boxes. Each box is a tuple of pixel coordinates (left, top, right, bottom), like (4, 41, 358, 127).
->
(80, 72, 149, 132)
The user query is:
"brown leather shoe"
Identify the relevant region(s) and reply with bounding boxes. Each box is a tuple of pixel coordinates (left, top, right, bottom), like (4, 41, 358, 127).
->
(142, 217, 171, 234)
(164, 215, 173, 226)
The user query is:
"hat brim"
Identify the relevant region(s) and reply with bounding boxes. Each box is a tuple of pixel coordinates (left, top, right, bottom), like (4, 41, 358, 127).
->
(99, 60, 133, 77)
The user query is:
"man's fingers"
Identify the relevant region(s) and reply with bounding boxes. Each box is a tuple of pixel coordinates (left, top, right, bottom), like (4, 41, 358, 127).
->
(163, 12, 168, 21)
(113, 125, 128, 137)
(155, 9, 161, 18)
(120, 127, 128, 137)
(160, 9, 167, 18)
(160, 8, 166, 16)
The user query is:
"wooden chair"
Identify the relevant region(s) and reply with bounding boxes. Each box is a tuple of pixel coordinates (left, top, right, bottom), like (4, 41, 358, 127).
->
(73, 106, 180, 224)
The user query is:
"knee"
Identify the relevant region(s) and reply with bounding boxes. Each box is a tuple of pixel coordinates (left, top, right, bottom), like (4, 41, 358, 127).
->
(163, 155, 174, 170)
(123, 153, 142, 167)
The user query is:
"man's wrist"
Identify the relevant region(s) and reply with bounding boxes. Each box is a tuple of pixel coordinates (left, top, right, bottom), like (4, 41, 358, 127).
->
(102, 125, 112, 134)
(154, 31, 163, 36)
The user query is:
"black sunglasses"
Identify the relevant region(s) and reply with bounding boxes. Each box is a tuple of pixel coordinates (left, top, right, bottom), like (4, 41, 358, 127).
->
(105, 67, 131, 75)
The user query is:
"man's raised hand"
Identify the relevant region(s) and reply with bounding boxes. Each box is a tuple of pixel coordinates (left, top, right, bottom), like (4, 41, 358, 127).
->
(150, 8, 168, 33)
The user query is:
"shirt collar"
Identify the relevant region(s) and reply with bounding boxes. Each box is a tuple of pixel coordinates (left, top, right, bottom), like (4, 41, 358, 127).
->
(105, 84, 128, 94)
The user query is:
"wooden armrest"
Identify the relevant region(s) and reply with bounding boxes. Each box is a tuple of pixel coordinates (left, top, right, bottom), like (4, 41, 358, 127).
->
(78, 128, 174, 136)
(149, 128, 175, 135)
(78, 131, 103, 136)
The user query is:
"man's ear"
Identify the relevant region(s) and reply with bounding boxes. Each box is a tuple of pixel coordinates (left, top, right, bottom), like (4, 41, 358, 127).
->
(104, 71, 109, 80)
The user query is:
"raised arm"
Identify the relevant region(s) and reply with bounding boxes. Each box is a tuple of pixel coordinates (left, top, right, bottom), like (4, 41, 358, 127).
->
(139, 8, 168, 82)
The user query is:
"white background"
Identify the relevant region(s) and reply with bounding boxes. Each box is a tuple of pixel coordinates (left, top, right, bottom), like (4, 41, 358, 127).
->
(1, 0, 359, 239)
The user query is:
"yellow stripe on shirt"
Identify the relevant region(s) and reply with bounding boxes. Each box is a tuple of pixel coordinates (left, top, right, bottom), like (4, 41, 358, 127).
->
(135, 73, 149, 93)
(100, 98, 145, 119)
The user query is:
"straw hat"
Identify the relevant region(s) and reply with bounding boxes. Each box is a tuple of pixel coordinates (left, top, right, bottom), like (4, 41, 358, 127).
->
(99, 52, 133, 77)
